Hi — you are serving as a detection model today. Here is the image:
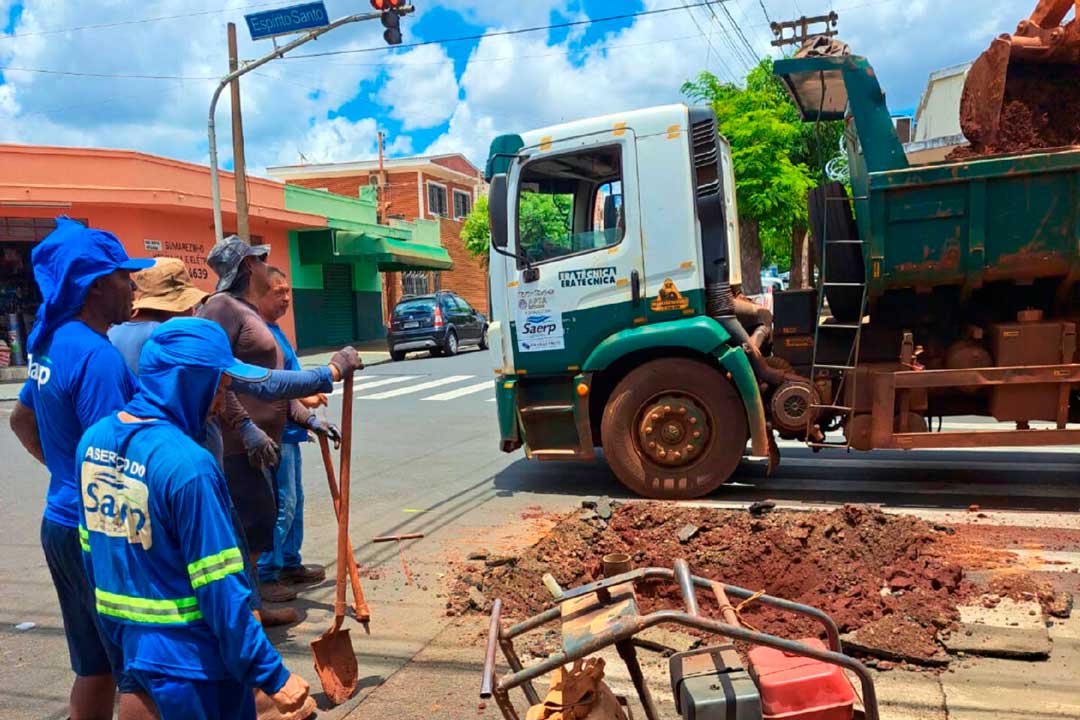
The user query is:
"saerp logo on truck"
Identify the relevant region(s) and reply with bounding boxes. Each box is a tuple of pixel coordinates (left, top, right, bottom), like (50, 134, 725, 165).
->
(517, 313, 565, 352)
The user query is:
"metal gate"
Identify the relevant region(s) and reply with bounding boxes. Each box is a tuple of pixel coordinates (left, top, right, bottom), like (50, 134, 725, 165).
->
(322, 264, 356, 345)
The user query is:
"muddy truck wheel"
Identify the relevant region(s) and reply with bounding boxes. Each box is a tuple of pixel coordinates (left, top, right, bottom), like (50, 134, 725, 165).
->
(601, 357, 748, 499)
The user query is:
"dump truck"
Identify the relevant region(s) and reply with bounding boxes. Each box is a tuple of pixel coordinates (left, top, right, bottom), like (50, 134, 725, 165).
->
(483, 49, 1080, 500)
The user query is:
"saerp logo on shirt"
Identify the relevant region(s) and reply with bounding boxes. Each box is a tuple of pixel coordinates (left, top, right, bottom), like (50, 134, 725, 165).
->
(81, 451, 152, 550)
(27, 353, 52, 387)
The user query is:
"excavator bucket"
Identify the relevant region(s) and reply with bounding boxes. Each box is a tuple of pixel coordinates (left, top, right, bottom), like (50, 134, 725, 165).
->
(961, 0, 1080, 152)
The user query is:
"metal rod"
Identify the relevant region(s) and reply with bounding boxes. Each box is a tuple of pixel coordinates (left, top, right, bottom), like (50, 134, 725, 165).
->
(499, 636, 540, 706)
(673, 559, 700, 616)
(505, 606, 561, 640)
(480, 598, 503, 700)
(371, 533, 425, 543)
(492, 687, 520, 720)
(497, 610, 880, 720)
(616, 640, 661, 720)
(207, 10, 385, 243)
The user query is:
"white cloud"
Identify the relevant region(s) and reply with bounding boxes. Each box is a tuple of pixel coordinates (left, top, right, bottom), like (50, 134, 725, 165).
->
(377, 43, 459, 130)
(282, 116, 378, 165)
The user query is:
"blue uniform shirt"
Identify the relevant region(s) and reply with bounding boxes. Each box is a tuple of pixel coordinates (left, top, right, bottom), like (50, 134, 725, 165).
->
(77, 413, 290, 690)
(268, 323, 309, 445)
(20, 320, 138, 528)
(108, 320, 161, 375)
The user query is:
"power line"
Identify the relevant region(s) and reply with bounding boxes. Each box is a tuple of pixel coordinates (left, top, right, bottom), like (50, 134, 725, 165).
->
(285, 0, 737, 60)
(706, 0, 761, 66)
(0, 65, 216, 81)
(0, 1, 295, 41)
(679, 1, 743, 80)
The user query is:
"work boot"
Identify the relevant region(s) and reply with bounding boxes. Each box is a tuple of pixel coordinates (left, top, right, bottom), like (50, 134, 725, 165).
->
(255, 606, 300, 627)
(280, 563, 326, 585)
(260, 581, 298, 603)
(255, 688, 317, 720)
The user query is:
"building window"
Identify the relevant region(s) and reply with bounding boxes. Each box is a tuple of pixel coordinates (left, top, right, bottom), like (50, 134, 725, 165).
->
(402, 270, 430, 296)
(453, 189, 472, 220)
(427, 181, 448, 218)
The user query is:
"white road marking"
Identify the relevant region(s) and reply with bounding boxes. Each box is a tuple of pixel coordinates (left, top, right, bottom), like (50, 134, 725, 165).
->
(486, 398, 497, 403)
(359, 375, 475, 400)
(334, 376, 418, 396)
(422, 381, 495, 401)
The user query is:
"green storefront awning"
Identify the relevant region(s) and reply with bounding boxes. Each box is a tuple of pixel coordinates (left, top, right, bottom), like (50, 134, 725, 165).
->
(298, 229, 453, 271)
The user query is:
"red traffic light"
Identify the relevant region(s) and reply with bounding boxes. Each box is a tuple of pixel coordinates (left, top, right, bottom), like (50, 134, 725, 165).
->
(370, 0, 403, 9)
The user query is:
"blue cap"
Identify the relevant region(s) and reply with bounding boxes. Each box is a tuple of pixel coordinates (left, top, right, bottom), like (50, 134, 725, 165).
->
(140, 318, 272, 382)
(28, 217, 155, 352)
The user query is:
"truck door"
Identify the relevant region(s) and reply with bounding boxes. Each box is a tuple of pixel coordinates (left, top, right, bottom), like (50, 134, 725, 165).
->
(506, 134, 644, 375)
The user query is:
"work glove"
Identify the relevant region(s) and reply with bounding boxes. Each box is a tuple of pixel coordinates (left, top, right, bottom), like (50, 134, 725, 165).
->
(239, 419, 280, 470)
(299, 393, 328, 409)
(306, 415, 341, 447)
(329, 346, 363, 379)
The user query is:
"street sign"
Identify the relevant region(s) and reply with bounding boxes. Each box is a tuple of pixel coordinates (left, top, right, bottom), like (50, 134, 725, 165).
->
(245, 1, 330, 41)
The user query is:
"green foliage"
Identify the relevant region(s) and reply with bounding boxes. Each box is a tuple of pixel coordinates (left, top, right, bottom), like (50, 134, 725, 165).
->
(461, 195, 491, 259)
(460, 191, 575, 260)
(682, 58, 842, 271)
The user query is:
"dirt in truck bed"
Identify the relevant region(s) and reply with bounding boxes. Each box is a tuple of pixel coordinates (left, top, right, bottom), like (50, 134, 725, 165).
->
(449, 504, 1045, 664)
(954, 62, 1080, 158)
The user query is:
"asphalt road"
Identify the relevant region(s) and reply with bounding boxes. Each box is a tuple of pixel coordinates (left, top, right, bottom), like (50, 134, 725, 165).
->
(1, 344, 1078, 719)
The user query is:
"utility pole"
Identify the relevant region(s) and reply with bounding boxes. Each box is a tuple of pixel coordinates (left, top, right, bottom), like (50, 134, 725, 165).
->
(227, 22, 251, 242)
(770, 11, 839, 48)
(376, 130, 387, 224)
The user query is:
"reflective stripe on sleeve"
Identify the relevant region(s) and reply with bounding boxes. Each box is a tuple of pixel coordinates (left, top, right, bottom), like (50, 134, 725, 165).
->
(78, 525, 90, 553)
(94, 588, 202, 625)
(186, 547, 244, 590)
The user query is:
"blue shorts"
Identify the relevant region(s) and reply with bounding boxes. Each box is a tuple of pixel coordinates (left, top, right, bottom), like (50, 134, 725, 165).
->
(129, 671, 255, 720)
(40, 517, 125, 682)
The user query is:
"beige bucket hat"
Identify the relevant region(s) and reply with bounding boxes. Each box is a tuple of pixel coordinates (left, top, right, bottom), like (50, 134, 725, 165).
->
(132, 257, 210, 313)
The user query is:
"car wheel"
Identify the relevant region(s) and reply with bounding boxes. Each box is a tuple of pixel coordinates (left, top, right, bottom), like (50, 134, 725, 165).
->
(390, 350, 406, 362)
(443, 330, 458, 356)
(601, 357, 747, 499)
(478, 326, 489, 350)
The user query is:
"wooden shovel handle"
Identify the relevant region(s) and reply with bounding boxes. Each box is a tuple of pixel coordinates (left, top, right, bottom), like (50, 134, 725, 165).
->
(318, 434, 370, 623)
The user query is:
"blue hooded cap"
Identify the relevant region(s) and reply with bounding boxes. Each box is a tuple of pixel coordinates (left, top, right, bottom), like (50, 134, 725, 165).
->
(125, 318, 270, 441)
(27, 217, 155, 352)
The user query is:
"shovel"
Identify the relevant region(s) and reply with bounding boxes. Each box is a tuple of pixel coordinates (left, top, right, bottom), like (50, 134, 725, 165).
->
(311, 371, 359, 705)
(318, 433, 370, 625)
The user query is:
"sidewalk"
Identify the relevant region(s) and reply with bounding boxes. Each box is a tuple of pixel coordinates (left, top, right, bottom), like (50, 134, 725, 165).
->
(0, 339, 392, 401)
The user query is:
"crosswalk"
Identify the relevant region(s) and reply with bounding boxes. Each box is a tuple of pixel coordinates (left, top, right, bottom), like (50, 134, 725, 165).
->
(332, 373, 496, 403)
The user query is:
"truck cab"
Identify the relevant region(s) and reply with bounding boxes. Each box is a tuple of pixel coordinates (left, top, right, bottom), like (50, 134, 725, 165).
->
(485, 105, 770, 499)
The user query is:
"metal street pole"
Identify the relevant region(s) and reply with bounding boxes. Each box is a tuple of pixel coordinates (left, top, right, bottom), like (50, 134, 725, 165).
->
(207, 9, 386, 244)
(227, 22, 251, 242)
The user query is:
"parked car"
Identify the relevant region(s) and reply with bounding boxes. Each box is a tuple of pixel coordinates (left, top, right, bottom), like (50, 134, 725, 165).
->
(386, 291, 487, 361)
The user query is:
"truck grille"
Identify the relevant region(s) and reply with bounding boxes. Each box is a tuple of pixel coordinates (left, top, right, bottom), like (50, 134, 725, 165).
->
(690, 117, 721, 198)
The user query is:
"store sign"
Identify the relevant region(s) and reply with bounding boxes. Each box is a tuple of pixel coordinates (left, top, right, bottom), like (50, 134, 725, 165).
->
(143, 239, 162, 252)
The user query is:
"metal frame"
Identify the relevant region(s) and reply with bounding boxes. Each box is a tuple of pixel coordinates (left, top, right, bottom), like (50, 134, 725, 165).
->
(870, 363, 1080, 449)
(480, 561, 879, 720)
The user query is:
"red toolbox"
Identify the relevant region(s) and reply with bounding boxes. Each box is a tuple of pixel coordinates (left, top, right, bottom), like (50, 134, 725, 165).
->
(748, 638, 857, 720)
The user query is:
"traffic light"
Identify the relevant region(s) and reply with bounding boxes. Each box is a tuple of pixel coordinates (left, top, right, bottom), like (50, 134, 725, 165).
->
(378, 10, 399, 45)
(371, 0, 407, 45)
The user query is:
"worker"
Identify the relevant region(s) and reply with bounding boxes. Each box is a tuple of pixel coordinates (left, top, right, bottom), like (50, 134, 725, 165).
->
(256, 266, 328, 598)
(76, 317, 315, 720)
(8, 217, 154, 720)
(108, 257, 210, 373)
(104, 255, 357, 628)
(199, 236, 347, 610)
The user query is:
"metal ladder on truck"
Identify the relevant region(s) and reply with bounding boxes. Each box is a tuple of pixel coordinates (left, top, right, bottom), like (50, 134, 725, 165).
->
(806, 190, 871, 450)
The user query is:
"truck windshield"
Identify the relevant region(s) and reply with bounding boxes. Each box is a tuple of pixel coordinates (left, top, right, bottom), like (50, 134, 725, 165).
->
(517, 145, 624, 264)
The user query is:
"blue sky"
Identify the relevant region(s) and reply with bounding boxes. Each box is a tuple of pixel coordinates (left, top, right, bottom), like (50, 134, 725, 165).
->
(0, 1, 1037, 173)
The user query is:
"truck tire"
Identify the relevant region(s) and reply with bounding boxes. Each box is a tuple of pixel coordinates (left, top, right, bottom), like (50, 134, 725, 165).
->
(809, 182, 864, 322)
(601, 358, 748, 499)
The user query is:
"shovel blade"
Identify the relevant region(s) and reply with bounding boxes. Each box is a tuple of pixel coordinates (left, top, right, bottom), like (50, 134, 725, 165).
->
(311, 629, 358, 706)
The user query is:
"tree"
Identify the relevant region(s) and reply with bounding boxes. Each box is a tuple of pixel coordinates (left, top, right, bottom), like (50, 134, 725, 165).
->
(682, 58, 842, 286)
(460, 192, 575, 261)
(461, 195, 491, 259)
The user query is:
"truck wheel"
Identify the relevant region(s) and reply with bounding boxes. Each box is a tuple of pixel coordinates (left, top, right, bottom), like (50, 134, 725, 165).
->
(601, 358, 748, 499)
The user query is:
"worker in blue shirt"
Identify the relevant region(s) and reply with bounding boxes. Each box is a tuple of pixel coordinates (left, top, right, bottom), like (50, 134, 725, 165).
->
(77, 317, 315, 720)
(9, 217, 154, 720)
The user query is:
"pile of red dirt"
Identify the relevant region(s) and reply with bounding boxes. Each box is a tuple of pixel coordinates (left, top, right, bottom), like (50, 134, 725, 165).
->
(450, 504, 989, 662)
(954, 62, 1080, 158)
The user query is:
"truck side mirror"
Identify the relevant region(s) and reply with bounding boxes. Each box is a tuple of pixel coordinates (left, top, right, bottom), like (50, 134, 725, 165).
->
(488, 175, 509, 250)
